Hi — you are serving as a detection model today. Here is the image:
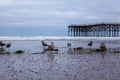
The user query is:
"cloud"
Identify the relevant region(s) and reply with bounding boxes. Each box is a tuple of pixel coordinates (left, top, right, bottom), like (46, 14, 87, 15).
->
(0, 0, 120, 36)
(0, 0, 120, 28)
(0, 0, 57, 6)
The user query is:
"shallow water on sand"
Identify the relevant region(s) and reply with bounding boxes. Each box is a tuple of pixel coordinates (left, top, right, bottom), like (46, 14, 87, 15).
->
(2, 39, 120, 53)
(0, 39, 120, 80)
(0, 51, 120, 80)
(3, 39, 120, 53)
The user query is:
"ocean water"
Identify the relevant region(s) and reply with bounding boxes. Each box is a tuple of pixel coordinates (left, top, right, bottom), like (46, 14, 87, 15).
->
(0, 27, 67, 36)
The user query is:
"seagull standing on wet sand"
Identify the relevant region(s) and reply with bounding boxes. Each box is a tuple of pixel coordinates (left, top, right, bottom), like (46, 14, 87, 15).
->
(0, 41, 6, 48)
(41, 41, 48, 50)
(67, 41, 71, 48)
(6, 42, 12, 52)
(67, 41, 73, 53)
(42, 41, 48, 47)
(88, 41, 92, 48)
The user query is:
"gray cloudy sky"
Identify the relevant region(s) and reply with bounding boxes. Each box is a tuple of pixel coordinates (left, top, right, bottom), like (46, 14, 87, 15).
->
(0, 0, 120, 36)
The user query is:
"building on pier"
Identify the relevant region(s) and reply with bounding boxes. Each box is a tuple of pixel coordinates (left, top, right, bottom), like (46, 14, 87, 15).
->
(68, 23, 120, 37)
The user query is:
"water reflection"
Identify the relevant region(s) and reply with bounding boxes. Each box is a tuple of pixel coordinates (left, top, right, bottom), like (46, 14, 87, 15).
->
(106, 40, 120, 53)
(69, 40, 120, 60)
(108, 48, 120, 53)
(73, 47, 120, 54)
(47, 52, 55, 62)
(100, 52, 106, 59)
(1, 39, 120, 54)
(0, 48, 11, 54)
(73, 40, 120, 53)
(46, 52, 56, 80)
(0, 48, 5, 52)
(68, 48, 73, 54)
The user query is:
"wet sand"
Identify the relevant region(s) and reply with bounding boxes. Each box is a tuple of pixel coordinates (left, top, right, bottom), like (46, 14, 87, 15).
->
(0, 40, 120, 80)
(0, 50, 120, 80)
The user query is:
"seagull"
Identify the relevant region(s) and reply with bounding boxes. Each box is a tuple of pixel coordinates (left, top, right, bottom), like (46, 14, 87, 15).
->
(41, 41, 48, 47)
(88, 41, 92, 47)
(6, 42, 12, 52)
(67, 41, 71, 48)
(41, 41, 49, 51)
(6, 42, 12, 48)
(0, 41, 6, 48)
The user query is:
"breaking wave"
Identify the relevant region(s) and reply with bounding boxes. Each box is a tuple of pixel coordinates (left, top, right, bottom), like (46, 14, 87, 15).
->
(0, 36, 120, 40)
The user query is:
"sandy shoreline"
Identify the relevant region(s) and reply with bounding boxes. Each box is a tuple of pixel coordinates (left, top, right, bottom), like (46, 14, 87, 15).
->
(0, 39, 120, 80)
(0, 50, 120, 80)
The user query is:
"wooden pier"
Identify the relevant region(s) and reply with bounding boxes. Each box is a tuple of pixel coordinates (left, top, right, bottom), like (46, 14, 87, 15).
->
(68, 23, 120, 37)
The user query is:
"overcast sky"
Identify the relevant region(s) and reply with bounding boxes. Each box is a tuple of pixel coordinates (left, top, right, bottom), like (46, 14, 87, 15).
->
(0, 0, 120, 36)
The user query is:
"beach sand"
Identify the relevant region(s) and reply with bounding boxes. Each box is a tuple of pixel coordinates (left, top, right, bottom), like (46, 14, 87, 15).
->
(0, 39, 120, 80)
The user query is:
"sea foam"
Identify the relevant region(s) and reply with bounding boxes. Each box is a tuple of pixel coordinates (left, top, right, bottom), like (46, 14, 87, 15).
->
(0, 36, 120, 40)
